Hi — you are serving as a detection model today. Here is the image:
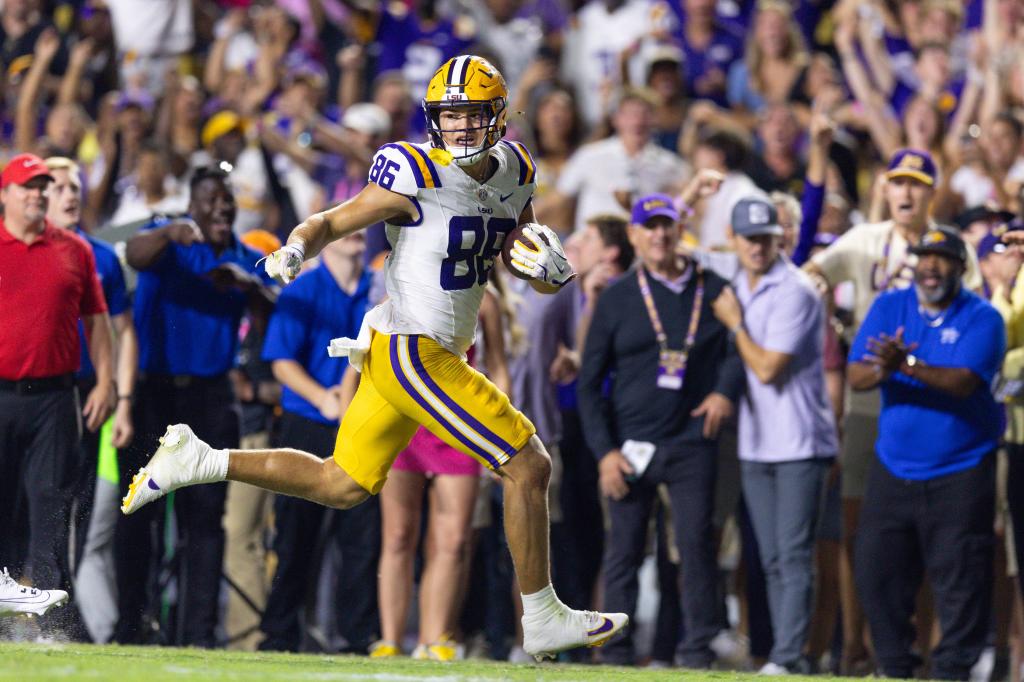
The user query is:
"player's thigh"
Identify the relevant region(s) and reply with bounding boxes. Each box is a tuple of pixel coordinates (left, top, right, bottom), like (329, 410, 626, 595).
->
(333, 368, 419, 495)
(371, 332, 535, 473)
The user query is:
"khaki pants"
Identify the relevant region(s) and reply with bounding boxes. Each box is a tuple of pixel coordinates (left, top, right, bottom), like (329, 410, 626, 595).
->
(222, 431, 273, 650)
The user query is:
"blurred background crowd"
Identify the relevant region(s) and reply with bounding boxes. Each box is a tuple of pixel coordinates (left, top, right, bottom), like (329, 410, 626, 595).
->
(5, 0, 1024, 679)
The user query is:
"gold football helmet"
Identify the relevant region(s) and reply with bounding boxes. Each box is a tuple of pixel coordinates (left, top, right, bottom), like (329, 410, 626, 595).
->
(422, 55, 508, 166)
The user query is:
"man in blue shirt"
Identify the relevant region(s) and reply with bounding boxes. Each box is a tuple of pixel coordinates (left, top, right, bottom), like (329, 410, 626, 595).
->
(257, 232, 378, 653)
(116, 166, 276, 647)
(848, 226, 1005, 680)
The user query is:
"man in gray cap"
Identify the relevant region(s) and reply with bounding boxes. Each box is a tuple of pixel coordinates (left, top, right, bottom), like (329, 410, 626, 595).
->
(712, 197, 838, 675)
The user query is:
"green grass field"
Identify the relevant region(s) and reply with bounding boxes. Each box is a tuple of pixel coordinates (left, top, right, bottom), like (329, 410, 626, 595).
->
(0, 642, 887, 681)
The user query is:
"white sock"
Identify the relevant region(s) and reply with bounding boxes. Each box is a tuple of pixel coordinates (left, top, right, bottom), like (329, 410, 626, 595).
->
(521, 584, 563, 622)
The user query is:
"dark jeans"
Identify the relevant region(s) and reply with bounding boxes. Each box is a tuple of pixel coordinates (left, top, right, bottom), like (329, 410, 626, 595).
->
(0, 386, 81, 592)
(554, 409, 603, 613)
(650, 500, 682, 664)
(259, 412, 380, 653)
(601, 440, 719, 667)
(855, 454, 995, 680)
(113, 375, 239, 647)
(739, 495, 774, 659)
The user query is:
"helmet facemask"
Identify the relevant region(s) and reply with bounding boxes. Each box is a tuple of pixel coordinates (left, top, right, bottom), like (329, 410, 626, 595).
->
(425, 99, 506, 167)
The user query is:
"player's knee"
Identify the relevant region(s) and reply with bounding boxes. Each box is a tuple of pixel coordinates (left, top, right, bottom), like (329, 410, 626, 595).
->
(318, 459, 370, 509)
(503, 436, 551, 489)
(323, 485, 369, 510)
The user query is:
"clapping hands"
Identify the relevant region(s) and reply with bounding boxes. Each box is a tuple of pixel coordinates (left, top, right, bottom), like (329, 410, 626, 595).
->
(865, 326, 918, 378)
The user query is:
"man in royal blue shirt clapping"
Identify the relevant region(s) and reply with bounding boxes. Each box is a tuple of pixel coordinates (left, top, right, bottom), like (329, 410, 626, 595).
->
(116, 166, 276, 647)
(848, 226, 1005, 680)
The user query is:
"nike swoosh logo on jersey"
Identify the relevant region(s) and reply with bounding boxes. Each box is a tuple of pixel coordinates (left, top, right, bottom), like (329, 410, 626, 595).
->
(499, 192, 514, 202)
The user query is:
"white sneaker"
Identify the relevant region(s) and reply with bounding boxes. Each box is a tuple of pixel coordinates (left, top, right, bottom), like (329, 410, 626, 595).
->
(0, 567, 69, 616)
(121, 424, 227, 515)
(522, 608, 628, 661)
(758, 662, 792, 676)
(711, 628, 750, 667)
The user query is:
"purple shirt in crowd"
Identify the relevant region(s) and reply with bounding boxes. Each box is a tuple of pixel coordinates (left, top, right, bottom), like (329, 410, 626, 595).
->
(509, 280, 579, 445)
(734, 256, 838, 462)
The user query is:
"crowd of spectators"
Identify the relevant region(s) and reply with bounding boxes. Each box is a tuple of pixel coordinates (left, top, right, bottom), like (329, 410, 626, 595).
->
(5, 0, 1024, 679)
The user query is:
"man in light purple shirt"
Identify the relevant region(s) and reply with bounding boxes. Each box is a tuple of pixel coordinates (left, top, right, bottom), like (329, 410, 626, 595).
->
(711, 197, 838, 675)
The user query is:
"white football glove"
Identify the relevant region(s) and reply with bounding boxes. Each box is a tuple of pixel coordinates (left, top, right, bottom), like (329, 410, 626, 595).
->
(510, 224, 576, 287)
(264, 243, 305, 285)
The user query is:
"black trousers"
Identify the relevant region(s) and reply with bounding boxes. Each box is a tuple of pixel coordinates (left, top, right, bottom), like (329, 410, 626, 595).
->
(259, 412, 381, 653)
(601, 441, 719, 667)
(73, 377, 100, 577)
(855, 455, 995, 680)
(554, 409, 604, 615)
(113, 375, 239, 647)
(0, 386, 81, 591)
(1005, 445, 1024, 601)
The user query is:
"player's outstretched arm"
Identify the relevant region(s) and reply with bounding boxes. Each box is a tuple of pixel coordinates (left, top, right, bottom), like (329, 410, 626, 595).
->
(265, 182, 417, 284)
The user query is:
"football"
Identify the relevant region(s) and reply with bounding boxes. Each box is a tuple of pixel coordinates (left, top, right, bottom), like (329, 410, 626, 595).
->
(500, 223, 550, 281)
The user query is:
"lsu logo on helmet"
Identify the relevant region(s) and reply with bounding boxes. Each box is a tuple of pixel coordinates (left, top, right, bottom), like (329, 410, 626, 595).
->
(422, 55, 508, 166)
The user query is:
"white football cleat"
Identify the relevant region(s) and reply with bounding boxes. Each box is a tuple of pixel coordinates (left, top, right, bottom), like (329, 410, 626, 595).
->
(522, 608, 628, 661)
(121, 424, 227, 515)
(0, 567, 69, 617)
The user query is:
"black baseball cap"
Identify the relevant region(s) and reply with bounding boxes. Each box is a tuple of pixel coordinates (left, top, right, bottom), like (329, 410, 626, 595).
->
(953, 205, 1014, 232)
(908, 226, 967, 263)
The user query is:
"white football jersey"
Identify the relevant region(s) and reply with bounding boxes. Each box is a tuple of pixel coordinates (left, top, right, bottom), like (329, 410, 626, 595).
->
(362, 139, 536, 356)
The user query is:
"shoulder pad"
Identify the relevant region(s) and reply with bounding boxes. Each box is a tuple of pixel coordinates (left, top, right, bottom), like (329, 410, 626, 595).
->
(369, 143, 442, 195)
(499, 140, 537, 186)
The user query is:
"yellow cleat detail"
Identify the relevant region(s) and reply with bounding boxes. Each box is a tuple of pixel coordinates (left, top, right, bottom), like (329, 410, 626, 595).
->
(412, 636, 458, 662)
(369, 640, 401, 658)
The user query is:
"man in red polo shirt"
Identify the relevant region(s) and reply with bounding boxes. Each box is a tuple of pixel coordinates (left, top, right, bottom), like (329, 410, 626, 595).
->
(0, 153, 114, 623)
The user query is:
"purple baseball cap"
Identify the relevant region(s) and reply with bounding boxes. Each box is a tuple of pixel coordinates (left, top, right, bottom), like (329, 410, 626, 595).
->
(886, 148, 937, 186)
(977, 231, 1007, 260)
(978, 221, 1024, 259)
(631, 193, 679, 225)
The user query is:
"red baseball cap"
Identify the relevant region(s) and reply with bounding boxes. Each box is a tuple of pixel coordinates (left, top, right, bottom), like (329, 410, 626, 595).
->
(1, 153, 53, 188)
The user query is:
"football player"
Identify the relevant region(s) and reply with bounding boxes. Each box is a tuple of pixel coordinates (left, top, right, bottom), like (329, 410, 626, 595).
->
(121, 55, 627, 659)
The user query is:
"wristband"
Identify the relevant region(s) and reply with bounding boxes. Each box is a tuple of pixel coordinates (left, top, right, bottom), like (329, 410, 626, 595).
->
(118, 395, 133, 402)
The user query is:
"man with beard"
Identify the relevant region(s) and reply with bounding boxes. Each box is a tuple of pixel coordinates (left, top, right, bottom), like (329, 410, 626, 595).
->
(847, 226, 1005, 680)
(116, 166, 275, 646)
(803, 148, 981, 674)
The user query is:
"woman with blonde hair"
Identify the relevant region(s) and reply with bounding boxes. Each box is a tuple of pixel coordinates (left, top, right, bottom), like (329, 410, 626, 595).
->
(726, 1, 811, 119)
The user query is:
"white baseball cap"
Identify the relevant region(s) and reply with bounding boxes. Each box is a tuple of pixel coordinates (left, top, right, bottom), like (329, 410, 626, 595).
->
(342, 103, 391, 136)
